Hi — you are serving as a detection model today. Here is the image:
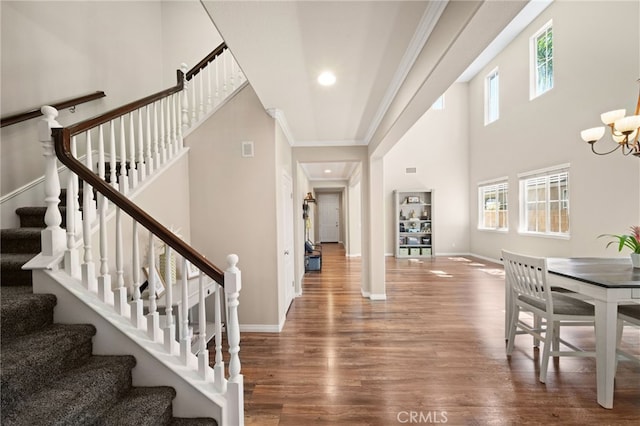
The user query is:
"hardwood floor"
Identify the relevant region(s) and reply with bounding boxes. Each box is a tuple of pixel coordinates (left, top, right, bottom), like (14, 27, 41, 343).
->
(237, 244, 639, 425)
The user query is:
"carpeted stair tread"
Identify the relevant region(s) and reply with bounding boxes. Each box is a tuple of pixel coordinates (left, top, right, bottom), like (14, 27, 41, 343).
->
(171, 417, 219, 425)
(15, 206, 67, 228)
(0, 228, 42, 254)
(1, 323, 96, 414)
(0, 288, 56, 338)
(1, 355, 136, 426)
(0, 253, 36, 287)
(99, 386, 175, 426)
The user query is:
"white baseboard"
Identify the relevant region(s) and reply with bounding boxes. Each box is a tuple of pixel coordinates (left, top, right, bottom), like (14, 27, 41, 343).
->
(239, 324, 282, 333)
(369, 293, 387, 301)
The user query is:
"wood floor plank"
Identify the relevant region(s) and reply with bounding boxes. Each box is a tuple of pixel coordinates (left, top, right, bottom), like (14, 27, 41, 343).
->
(223, 243, 639, 425)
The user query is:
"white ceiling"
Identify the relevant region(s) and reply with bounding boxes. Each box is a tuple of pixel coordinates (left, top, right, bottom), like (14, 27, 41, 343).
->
(201, 0, 551, 181)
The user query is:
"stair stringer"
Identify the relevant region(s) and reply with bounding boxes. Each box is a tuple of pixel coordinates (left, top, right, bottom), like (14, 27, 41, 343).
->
(31, 267, 229, 425)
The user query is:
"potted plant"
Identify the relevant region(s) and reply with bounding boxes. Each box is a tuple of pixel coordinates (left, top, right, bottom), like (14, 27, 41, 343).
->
(600, 225, 640, 268)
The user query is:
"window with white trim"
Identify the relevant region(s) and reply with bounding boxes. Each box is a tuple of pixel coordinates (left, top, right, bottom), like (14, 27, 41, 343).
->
(519, 165, 569, 237)
(431, 95, 445, 110)
(530, 20, 553, 99)
(484, 68, 499, 124)
(478, 180, 508, 230)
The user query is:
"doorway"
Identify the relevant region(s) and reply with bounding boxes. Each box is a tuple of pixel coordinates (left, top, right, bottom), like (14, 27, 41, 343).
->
(318, 192, 340, 243)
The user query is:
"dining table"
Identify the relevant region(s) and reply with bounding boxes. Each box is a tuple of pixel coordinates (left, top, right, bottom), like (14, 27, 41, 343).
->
(543, 257, 639, 409)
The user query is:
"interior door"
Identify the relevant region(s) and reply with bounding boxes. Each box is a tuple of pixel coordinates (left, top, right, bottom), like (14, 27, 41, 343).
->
(318, 193, 340, 242)
(282, 173, 295, 312)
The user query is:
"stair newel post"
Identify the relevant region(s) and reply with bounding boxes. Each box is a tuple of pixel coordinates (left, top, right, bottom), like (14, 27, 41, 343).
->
(180, 258, 190, 364)
(108, 120, 117, 189)
(81, 131, 97, 292)
(38, 106, 65, 257)
(147, 232, 161, 342)
(180, 63, 190, 131)
(118, 116, 129, 194)
(114, 207, 127, 315)
(163, 247, 175, 354)
(130, 221, 145, 329)
(225, 253, 244, 426)
(128, 111, 138, 189)
(137, 108, 147, 181)
(213, 283, 226, 393)
(197, 273, 209, 378)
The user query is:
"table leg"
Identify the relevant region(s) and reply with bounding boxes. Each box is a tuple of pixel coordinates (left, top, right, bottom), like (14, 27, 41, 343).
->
(594, 300, 618, 409)
(505, 277, 511, 340)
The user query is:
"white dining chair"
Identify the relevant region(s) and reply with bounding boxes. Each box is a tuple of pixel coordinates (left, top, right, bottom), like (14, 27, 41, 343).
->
(616, 303, 640, 365)
(502, 250, 596, 383)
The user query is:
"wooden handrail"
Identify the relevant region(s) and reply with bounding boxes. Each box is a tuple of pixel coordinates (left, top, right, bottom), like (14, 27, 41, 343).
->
(49, 42, 234, 285)
(186, 42, 227, 81)
(1, 91, 106, 128)
(53, 128, 225, 284)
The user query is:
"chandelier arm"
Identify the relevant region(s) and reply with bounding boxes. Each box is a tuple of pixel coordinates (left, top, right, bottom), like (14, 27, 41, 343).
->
(590, 141, 621, 156)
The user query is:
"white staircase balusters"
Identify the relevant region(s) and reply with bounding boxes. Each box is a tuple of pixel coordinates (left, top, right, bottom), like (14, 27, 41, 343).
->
(147, 232, 161, 342)
(69, 135, 83, 239)
(128, 112, 138, 189)
(180, 257, 190, 365)
(119, 116, 129, 194)
(214, 59, 220, 107)
(145, 104, 154, 176)
(222, 51, 228, 97)
(230, 55, 235, 92)
(114, 207, 128, 315)
(38, 106, 66, 257)
(165, 96, 172, 159)
(170, 94, 177, 157)
(137, 109, 146, 182)
(197, 273, 209, 378)
(213, 283, 226, 393)
(164, 247, 176, 354)
(96, 124, 113, 304)
(176, 92, 184, 150)
(198, 71, 205, 121)
(108, 120, 117, 190)
(81, 130, 97, 292)
(63, 134, 81, 279)
(206, 65, 213, 112)
(191, 73, 197, 125)
(153, 101, 160, 168)
(159, 98, 167, 166)
(130, 222, 145, 329)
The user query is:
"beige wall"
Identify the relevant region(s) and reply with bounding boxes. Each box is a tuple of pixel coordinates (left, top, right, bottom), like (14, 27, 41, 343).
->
(186, 85, 280, 328)
(384, 83, 470, 256)
(467, 0, 640, 260)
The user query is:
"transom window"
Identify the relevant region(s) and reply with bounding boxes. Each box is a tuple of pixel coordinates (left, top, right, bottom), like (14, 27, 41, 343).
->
(530, 20, 553, 99)
(478, 179, 508, 231)
(519, 165, 569, 237)
(485, 68, 499, 125)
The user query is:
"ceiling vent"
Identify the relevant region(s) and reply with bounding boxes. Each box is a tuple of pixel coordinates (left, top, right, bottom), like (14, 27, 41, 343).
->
(405, 167, 417, 174)
(241, 141, 254, 158)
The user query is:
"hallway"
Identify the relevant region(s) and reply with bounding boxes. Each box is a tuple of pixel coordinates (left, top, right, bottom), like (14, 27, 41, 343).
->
(238, 244, 639, 425)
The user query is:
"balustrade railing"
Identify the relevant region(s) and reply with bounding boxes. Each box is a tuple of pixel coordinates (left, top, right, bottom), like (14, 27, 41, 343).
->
(34, 42, 246, 425)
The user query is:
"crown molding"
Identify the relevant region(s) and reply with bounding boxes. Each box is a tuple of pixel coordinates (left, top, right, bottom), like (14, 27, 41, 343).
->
(266, 107, 295, 146)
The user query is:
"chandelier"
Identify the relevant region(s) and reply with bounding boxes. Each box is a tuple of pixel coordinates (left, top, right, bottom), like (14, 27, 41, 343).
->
(580, 80, 640, 157)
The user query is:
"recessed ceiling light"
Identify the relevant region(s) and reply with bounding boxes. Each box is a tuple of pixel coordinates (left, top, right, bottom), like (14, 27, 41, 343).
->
(324, 169, 332, 174)
(317, 71, 336, 86)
